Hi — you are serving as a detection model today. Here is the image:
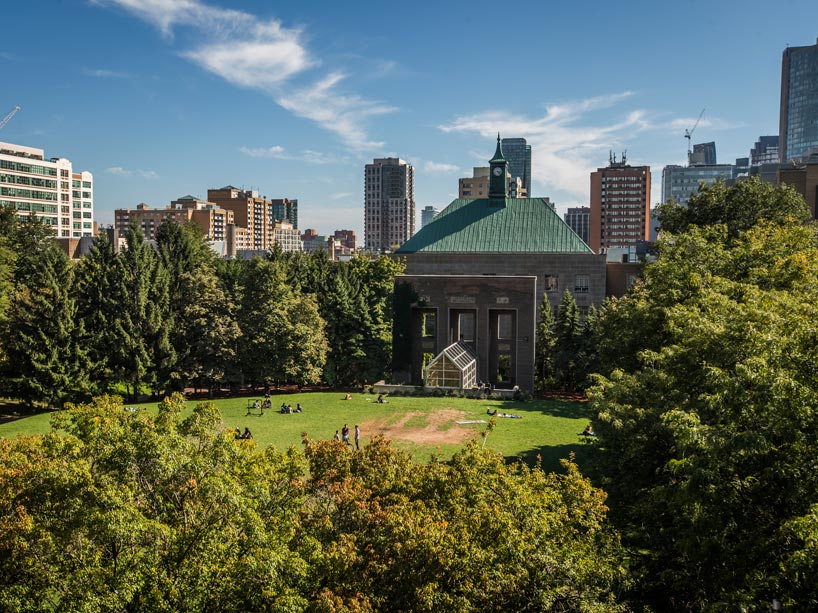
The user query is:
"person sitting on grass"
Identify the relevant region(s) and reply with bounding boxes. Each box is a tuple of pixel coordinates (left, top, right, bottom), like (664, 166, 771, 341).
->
(344, 393, 352, 401)
(241, 427, 253, 440)
(296, 403, 303, 413)
(377, 393, 385, 404)
(579, 425, 596, 437)
(486, 408, 498, 416)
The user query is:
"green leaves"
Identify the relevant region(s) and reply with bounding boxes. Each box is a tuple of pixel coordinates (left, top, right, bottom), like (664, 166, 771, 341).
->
(589, 212, 818, 608)
(0, 397, 627, 611)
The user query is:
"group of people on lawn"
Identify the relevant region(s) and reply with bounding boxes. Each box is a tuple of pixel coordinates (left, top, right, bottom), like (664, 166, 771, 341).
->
(333, 423, 361, 450)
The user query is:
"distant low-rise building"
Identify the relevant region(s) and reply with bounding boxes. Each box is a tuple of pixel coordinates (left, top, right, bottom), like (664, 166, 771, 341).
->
(333, 229, 356, 250)
(458, 166, 527, 199)
(777, 154, 818, 218)
(301, 229, 327, 253)
(273, 220, 303, 252)
(115, 196, 234, 244)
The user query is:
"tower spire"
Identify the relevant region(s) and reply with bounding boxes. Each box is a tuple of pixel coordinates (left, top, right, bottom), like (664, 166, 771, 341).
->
(490, 133, 506, 163)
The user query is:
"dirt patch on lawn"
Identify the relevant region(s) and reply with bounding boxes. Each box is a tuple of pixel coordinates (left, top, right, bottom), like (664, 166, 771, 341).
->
(360, 408, 479, 445)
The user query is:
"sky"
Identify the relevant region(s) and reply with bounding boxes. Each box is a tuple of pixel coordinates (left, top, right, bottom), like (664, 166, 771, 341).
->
(2, 0, 818, 239)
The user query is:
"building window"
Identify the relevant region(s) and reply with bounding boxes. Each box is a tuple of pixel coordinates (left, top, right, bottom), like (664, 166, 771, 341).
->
(574, 274, 590, 293)
(497, 313, 513, 340)
(458, 312, 475, 344)
(422, 312, 436, 338)
(545, 275, 558, 291)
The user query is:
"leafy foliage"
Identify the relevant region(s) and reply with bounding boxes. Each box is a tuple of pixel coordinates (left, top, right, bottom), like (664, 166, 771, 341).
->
(588, 220, 818, 609)
(656, 176, 810, 239)
(0, 395, 628, 611)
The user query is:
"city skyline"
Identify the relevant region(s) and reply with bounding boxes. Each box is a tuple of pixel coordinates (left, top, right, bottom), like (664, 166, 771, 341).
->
(2, 1, 818, 239)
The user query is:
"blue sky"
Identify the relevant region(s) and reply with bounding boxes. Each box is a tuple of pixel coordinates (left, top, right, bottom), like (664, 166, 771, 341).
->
(3, 0, 818, 238)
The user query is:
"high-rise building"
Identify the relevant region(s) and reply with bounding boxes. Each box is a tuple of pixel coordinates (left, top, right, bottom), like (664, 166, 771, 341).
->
(207, 186, 272, 251)
(751, 135, 780, 166)
(333, 229, 356, 250)
(270, 198, 298, 229)
(661, 164, 733, 205)
(0, 140, 94, 239)
(421, 205, 439, 228)
(589, 153, 650, 252)
(501, 137, 532, 194)
(690, 142, 717, 165)
(780, 39, 818, 163)
(364, 157, 415, 252)
(564, 207, 590, 246)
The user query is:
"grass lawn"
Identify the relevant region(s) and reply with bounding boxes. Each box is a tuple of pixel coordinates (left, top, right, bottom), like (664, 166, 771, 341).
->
(0, 392, 596, 471)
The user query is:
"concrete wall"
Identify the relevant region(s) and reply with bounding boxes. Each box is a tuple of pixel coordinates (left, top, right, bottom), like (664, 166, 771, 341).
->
(393, 274, 537, 390)
(400, 252, 607, 313)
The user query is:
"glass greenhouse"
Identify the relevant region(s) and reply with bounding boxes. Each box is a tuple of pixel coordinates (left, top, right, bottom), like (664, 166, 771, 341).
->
(423, 342, 478, 389)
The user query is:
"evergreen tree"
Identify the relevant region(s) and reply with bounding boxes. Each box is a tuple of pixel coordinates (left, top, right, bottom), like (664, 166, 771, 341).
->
(74, 232, 121, 390)
(553, 289, 581, 391)
(3, 243, 90, 407)
(322, 268, 370, 386)
(176, 269, 241, 395)
(112, 224, 174, 399)
(534, 293, 557, 390)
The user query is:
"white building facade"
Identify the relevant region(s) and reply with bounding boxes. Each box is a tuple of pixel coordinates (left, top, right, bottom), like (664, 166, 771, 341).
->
(0, 141, 93, 238)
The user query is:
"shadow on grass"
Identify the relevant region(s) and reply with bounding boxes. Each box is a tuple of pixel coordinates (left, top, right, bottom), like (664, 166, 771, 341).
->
(506, 440, 597, 473)
(507, 399, 594, 419)
(0, 399, 46, 425)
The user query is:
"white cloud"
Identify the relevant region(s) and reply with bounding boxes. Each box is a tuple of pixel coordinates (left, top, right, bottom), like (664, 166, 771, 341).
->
(238, 145, 342, 165)
(106, 166, 158, 179)
(440, 93, 649, 201)
(423, 161, 461, 173)
(83, 68, 130, 78)
(330, 192, 353, 200)
(276, 72, 396, 150)
(95, 0, 392, 150)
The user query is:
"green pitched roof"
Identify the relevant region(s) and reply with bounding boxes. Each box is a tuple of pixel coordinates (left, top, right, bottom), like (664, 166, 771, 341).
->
(396, 198, 593, 254)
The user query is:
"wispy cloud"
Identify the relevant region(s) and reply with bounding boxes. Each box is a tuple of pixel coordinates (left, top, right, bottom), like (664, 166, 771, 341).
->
(423, 161, 461, 173)
(239, 145, 342, 164)
(106, 166, 158, 179)
(94, 0, 393, 150)
(83, 68, 130, 78)
(440, 93, 738, 203)
(440, 93, 647, 200)
(276, 73, 395, 150)
(329, 192, 353, 200)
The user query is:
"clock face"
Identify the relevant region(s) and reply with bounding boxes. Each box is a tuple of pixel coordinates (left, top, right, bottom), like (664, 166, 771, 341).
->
(493, 166, 503, 177)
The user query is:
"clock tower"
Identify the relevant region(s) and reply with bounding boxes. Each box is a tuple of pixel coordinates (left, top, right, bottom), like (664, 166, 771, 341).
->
(488, 133, 509, 201)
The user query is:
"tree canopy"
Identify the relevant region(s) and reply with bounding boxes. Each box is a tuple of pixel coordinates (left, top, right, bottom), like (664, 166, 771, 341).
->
(0, 395, 628, 611)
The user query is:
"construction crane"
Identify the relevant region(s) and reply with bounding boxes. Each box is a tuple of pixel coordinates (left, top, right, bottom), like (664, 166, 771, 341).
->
(0, 105, 21, 131)
(684, 108, 705, 156)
